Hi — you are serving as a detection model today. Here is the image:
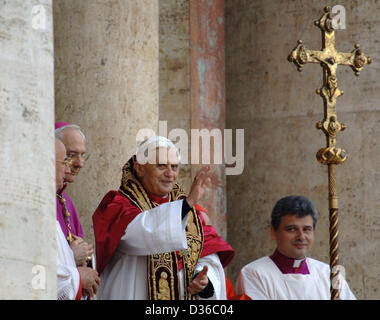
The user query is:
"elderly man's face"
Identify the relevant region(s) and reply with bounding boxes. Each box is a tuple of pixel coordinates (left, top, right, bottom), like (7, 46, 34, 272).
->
(270, 214, 314, 260)
(61, 128, 86, 183)
(135, 147, 180, 197)
(55, 139, 71, 191)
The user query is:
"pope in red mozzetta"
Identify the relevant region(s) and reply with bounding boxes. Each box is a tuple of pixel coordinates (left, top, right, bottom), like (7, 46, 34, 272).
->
(92, 136, 234, 300)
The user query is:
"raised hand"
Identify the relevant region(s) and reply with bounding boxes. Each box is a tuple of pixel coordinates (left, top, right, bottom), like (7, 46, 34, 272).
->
(186, 166, 211, 208)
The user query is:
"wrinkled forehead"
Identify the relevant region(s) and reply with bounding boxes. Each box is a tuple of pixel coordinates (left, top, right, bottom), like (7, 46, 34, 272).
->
(138, 146, 180, 165)
(63, 127, 85, 143)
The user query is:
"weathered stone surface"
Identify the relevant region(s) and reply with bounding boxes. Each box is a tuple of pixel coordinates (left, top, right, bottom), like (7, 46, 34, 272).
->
(0, 0, 56, 299)
(190, 0, 227, 237)
(159, 0, 191, 193)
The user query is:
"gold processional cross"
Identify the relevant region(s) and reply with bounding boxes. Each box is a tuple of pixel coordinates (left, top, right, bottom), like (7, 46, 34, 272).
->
(288, 7, 371, 300)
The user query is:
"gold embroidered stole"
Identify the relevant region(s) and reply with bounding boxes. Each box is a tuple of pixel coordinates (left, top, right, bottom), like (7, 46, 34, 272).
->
(119, 158, 204, 300)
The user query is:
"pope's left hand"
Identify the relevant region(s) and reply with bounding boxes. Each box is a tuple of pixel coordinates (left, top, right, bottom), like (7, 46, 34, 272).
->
(187, 266, 209, 295)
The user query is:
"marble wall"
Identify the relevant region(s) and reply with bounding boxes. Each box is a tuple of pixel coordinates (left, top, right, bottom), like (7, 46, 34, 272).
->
(190, 0, 227, 238)
(0, 0, 56, 299)
(159, 0, 192, 193)
(225, 0, 380, 299)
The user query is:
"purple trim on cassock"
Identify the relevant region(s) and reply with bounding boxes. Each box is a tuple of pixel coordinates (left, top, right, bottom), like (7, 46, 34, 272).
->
(270, 249, 310, 274)
(55, 122, 70, 130)
(56, 185, 83, 239)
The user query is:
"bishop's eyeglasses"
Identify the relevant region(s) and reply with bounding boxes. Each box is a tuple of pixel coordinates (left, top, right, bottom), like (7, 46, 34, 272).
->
(66, 151, 90, 163)
(56, 158, 73, 168)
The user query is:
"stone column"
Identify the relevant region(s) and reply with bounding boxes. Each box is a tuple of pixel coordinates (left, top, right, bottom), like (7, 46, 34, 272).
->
(53, 0, 159, 247)
(159, 0, 192, 193)
(190, 0, 227, 238)
(0, 0, 56, 299)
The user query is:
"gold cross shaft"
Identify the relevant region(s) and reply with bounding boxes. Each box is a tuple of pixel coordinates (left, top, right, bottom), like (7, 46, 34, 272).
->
(288, 6, 371, 300)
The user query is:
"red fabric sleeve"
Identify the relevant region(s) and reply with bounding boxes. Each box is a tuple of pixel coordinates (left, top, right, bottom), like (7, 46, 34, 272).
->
(224, 276, 252, 299)
(195, 204, 235, 268)
(225, 276, 235, 299)
(92, 191, 142, 275)
(229, 293, 252, 300)
(75, 273, 82, 300)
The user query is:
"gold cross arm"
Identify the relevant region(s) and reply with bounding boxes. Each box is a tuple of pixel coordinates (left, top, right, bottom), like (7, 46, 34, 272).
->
(288, 40, 371, 76)
(288, 7, 371, 77)
(287, 6, 371, 165)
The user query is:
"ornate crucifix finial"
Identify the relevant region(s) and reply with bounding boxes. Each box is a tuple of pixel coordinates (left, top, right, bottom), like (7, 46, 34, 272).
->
(288, 6, 371, 300)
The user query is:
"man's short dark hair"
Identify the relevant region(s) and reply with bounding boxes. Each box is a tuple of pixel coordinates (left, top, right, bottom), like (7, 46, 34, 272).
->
(271, 195, 318, 230)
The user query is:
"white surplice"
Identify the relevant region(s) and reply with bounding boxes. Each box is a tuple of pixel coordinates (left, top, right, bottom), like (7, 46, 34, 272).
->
(236, 256, 356, 300)
(97, 199, 226, 300)
(56, 221, 81, 300)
